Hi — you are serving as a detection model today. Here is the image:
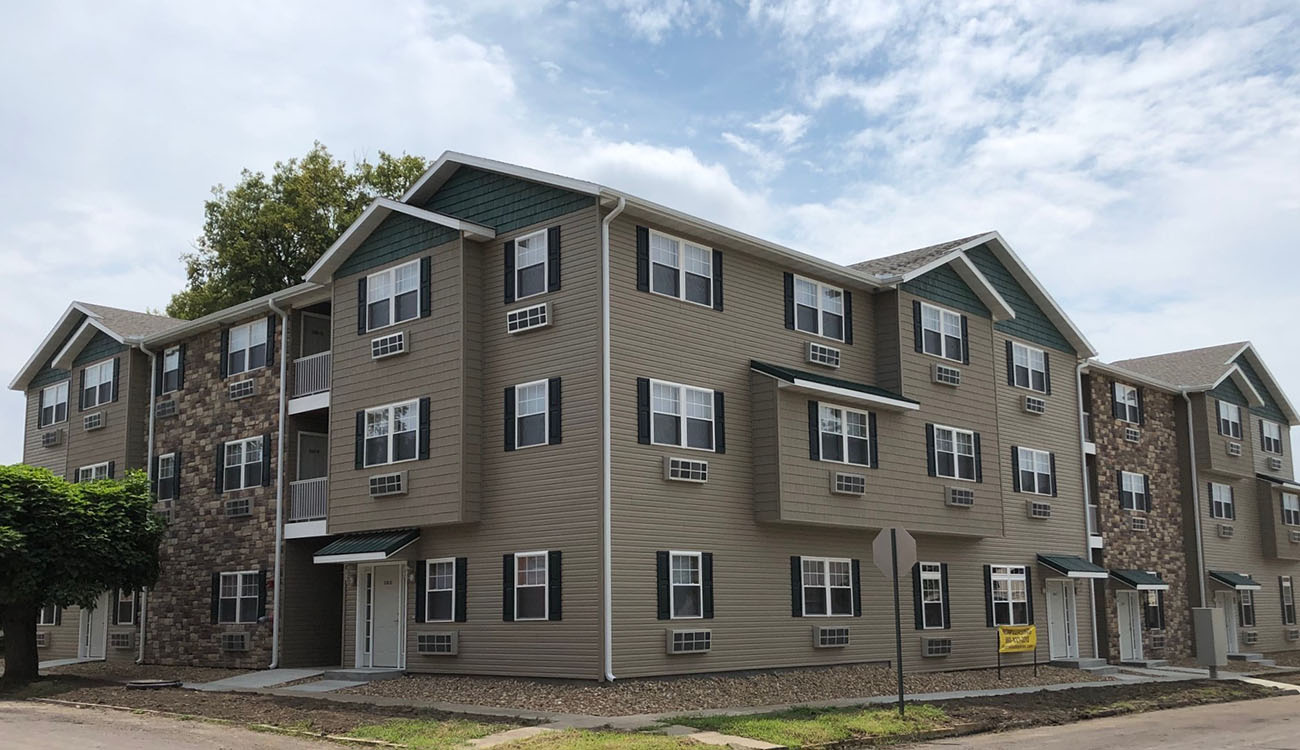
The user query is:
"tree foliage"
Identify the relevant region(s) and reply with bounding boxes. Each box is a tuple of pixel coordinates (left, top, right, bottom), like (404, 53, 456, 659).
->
(166, 143, 430, 319)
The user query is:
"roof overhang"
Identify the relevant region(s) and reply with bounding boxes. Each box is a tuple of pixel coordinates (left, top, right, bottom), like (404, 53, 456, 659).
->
(1257, 473, 1300, 491)
(750, 360, 920, 412)
(9, 302, 104, 390)
(313, 529, 419, 565)
(142, 283, 327, 348)
(1037, 554, 1109, 579)
(50, 318, 128, 371)
(1110, 569, 1169, 591)
(1081, 360, 1180, 393)
(304, 198, 496, 284)
(881, 241, 1016, 322)
(1232, 344, 1300, 423)
(1209, 570, 1262, 591)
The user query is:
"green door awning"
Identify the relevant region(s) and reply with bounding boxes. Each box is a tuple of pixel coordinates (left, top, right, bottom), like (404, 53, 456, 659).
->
(1209, 570, 1262, 591)
(314, 529, 419, 564)
(749, 360, 920, 411)
(1110, 569, 1169, 591)
(1037, 554, 1109, 579)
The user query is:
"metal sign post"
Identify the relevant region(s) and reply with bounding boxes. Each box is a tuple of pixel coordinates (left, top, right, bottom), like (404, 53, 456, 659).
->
(872, 527, 917, 718)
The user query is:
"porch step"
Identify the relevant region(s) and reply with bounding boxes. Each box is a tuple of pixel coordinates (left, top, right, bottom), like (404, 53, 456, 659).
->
(1119, 659, 1169, 668)
(1228, 652, 1265, 662)
(1051, 658, 1107, 669)
(321, 668, 403, 682)
(1254, 659, 1277, 667)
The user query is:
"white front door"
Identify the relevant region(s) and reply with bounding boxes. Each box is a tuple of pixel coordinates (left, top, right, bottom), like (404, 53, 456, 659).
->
(1117, 591, 1142, 662)
(79, 591, 110, 659)
(1216, 590, 1240, 653)
(297, 432, 328, 480)
(360, 563, 404, 668)
(1046, 579, 1079, 660)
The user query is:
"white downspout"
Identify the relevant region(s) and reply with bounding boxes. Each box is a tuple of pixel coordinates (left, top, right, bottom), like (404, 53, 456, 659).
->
(137, 342, 156, 664)
(1076, 361, 1100, 660)
(268, 300, 290, 668)
(600, 196, 625, 682)
(1183, 391, 1208, 607)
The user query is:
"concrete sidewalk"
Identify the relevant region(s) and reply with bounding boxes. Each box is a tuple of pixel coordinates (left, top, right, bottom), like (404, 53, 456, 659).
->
(188, 668, 326, 692)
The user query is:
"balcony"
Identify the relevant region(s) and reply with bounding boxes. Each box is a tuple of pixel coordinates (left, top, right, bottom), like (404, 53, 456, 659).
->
(289, 351, 331, 413)
(286, 477, 328, 538)
(1082, 411, 1096, 454)
(1087, 504, 1104, 549)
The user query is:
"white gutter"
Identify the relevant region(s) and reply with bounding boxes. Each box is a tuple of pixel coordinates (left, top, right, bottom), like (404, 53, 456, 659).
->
(1076, 360, 1100, 660)
(267, 299, 290, 668)
(600, 196, 625, 682)
(138, 342, 157, 664)
(1183, 391, 1208, 607)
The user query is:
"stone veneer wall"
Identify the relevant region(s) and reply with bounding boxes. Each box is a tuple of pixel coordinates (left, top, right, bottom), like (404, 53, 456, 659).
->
(1091, 375, 1192, 661)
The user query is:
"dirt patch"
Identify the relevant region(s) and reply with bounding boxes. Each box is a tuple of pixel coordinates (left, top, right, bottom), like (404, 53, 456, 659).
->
(42, 661, 252, 685)
(1265, 651, 1300, 668)
(1165, 656, 1283, 674)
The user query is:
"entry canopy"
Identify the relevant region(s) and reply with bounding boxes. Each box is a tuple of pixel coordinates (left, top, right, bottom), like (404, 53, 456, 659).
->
(1110, 569, 1169, 591)
(1036, 554, 1108, 579)
(1209, 570, 1262, 591)
(314, 529, 419, 564)
(749, 360, 920, 412)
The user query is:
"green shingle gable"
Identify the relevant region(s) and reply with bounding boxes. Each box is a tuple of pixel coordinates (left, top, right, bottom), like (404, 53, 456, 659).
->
(422, 166, 595, 234)
(1235, 355, 1287, 423)
(336, 212, 458, 278)
(72, 330, 126, 367)
(899, 263, 990, 318)
(28, 315, 84, 389)
(965, 244, 1074, 354)
(1208, 374, 1248, 406)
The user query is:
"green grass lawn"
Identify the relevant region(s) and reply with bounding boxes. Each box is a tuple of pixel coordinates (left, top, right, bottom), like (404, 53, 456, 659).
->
(496, 730, 703, 749)
(344, 718, 511, 749)
(678, 703, 950, 748)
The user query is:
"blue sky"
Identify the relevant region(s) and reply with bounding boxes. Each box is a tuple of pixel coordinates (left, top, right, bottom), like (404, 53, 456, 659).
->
(2, 1, 1300, 462)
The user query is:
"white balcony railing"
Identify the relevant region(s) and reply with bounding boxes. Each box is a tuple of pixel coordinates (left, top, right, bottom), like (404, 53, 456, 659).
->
(292, 351, 331, 398)
(289, 477, 328, 522)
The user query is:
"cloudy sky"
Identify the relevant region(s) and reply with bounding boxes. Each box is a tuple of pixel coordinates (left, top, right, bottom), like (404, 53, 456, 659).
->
(2, 1, 1299, 463)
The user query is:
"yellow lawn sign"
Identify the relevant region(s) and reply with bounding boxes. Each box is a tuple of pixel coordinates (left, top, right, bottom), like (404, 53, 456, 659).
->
(998, 625, 1037, 653)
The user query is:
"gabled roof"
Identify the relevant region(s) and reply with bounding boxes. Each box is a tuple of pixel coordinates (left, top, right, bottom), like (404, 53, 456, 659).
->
(9, 302, 183, 390)
(850, 233, 991, 278)
(1111, 342, 1298, 422)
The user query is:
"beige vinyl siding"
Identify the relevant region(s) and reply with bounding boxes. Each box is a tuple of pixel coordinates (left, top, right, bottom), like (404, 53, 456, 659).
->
(280, 539, 344, 667)
(22, 387, 67, 476)
(65, 353, 137, 480)
(35, 605, 81, 661)
(124, 349, 151, 472)
(873, 291, 901, 394)
(751, 373, 781, 521)
(1258, 479, 1300, 563)
(1198, 394, 1254, 479)
(1250, 412, 1293, 480)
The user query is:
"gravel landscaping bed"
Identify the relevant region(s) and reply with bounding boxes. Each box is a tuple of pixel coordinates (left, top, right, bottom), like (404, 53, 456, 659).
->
(1265, 650, 1300, 668)
(341, 663, 1108, 715)
(1165, 657, 1279, 674)
(43, 661, 251, 685)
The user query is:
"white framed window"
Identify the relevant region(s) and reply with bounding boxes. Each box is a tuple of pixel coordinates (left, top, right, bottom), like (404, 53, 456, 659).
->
(366, 259, 420, 331)
(1114, 383, 1140, 423)
(649, 230, 713, 307)
(218, 570, 259, 624)
(425, 558, 456, 623)
(364, 400, 418, 466)
(1120, 471, 1149, 512)
(650, 379, 715, 451)
(162, 347, 181, 393)
(82, 360, 114, 408)
(514, 551, 548, 621)
(40, 381, 69, 427)
(1239, 590, 1256, 627)
(1283, 493, 1300, 526)
(919, 302, 963, 362)
(919, 562, 945, 629)
(514, 229, 548, 300)
(934, 425, 976, 481)
(116, 589, 135, 625)
(514, 380, 549, 449)
(819, 405, 871, 466)
(1210, 482, 1234, 520)
(670, 551, 703, 619)
(1283, 576, 1296, 626)
(223, 436, 263, 491)
(1263, 420, 1283, 454)
(77, 462, 109, 482)
(1011, 342, 1047, 392)
(801, 557, 853, 616)
(157, 453, 176, 501)
(37, 604, 59, 626)
(1218, 400, 1242, 439)
(1017, 447, 1053, 495)
(990, 565, 1029, 626)
(227, 319, 268, 376)
(794, 276, 845, 341)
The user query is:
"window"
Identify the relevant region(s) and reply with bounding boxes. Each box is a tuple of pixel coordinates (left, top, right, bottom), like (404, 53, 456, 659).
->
(162, 347, 181, 393)
(514, 380, 549, 449)
(1239, 590, 1256, 627)
(218, 571, 259, 624)
(366, 259, 420, 331)
(364, 400, 418, 466)
(40, 382, 68, 426)
(1114, 383, 1140, 423)
(920, 302, 963, 361)
(116, 589, 135, 625)
(77, 462, 109, 482)
(1120, 471, 1150, 512)
(1144, 589, 1164, 630)
(670, 552, 703, 619)
(1011, 342, 1047, 392)
(82, 360, 114, 408)
(227, 319, 268, 376)
(1210, 482, 1235, 520)
(1263, 420, 1283, 454)
(514, 229, 548, 300)
(990, 565, 1029, 626)
(919, 562, 945, 629)
(651, 380, 715, 451)
(794, 276, 845, 341)
(650, 230, 713, 307)
(1283, 494, 1300, 526)
(37, 604, 59, 626)
(1016, 448, 1053, 495)
(1218, 400, 1242, 439)
(801, 557, 853, 616)
(1283, 576, 1296, 626)
(223, 436, 263, 491)
(934, 425, 976, 481)
(425, 559, 455, 622)
(819, 405, 871, 466)
(157, 453, 176, 501)
(514, 552, 548, 621)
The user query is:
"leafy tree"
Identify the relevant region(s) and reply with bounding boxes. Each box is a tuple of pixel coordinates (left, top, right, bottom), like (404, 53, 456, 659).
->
(166, 143, 430, 319)
(0, 466, 163, 685)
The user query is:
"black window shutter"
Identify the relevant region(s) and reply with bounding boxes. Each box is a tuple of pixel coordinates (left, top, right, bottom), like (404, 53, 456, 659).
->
(1043, 352, 1052, 395)
(1025, 567, 1035, 625)
(547, 550, 562, 621)
(1229, 487, 1236, 520)
(1111, 382, 1122, 419)
(503, 387, 516, 451)
(1119, 470, 1126, 506)
(713, 392, 725, 454)
(1005, 340, 1015, 386)
(656, 551, 670, 620)
(940, 563, 951, 630)
(151, 455, 159, 493)
(503, 239, 516, 303)
(1050, 453, 1058, 497)
(265, 314, 276, 368)
(635, 226, 650, 292)
(454, 557, 468, 623)
(37, 388, 46, 428)
(912, 563, 923, 629)
(973, 433, 983, 483)
(783, 273, 795, 330)
(960, 315, 969, 365)
(54, 606, 61, 626)
(214, 444, 225, 493)
(925, 424, 936, 476)
(173, 450, 182, 500)
(983, 564, 993, 627)
(107, 460, 115, 478)
(1136, 387, 1146, 425)
(1010, 446, 1021, 492)
(111, 591, 119, 626)
(210, 572, 221, 624)
(711, 250, 723, 311)
(868, 412, 879, 468)
(1157, 590, 1166, 629)
(415, 562, 427, 622)
(418, 397, 431, 459)
(851, 558, 862, 617)
(257, 569, 268, 619)
(1207, 481, 1214, 519)
(548, 377, 562, 445)
(356, 278, 367, 335)
(502, 555, 515, 622)
(843, 291, 853, 344)
(111, 357, 120, 402)
(1142, 473, 1151, 511)
(702, 552, 715, 619)
(420, 256, 432, 318)
(78, 368, 86, 411)
(154, 353, 163, 396)
(219, 328, 230, 377)
(912, 300, 923, 352)
(547, 226, 562, 293)
(178, 343, 187, 390)
(636, 378, 651, 444)
(790, 556, 803, 617)
(1282, 577, 1289, 623)
(354, 411, 365, 470)
(808, 401, 820, 460)
(261, 432, 272, 486)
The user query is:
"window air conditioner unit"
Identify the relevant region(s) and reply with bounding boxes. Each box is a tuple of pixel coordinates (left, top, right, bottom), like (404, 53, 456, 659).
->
(416, 632, 458, 655)
(1226, 442, 1242, 457)
(1290, 530, 1300, 544)
(110, 632, 134, 650)
(41, 429, 63, 447)
(946, 487, 974, 507)
(922, 637, 953, 657)
(506, 304, 551, 335)
(1287, 628, 1300, 642)
(83, 412, 104, 431)
(1124, 427, 1141, 443)
(369, 471, 407, 497)
(932, 364, 961, 386)
(1024, 396, 1046, 415)
(1027, 500, 1052, 520)
(1130, 516, 1149, 531)
(155, 399, 177, 418)
(664, 456, 708, 483)
(225, 498, 252, 517)
(35, 632, 49, 648)
(1242, 631, 1259, 646)
(813, 626, 850, 648)
(831, 472, 866, 496)
(1269, 457, 1284, 471)
(806, 341, 841, 369)
(371, 331, 407, 359)
(220, 633, 248, 652)
(666, 629, 711, 654)
(228, 379, 255, 400)
(1218, 523, 1234, 538)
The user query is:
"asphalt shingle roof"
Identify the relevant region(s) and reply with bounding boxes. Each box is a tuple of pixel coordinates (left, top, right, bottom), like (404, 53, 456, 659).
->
(1109, 342, 1247, 388)
(79, 302, 185, 340)
(849, 232, 993, 278)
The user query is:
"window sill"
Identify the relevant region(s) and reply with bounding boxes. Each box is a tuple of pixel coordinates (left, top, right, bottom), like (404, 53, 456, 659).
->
(937, 475, 977, 483)
(226, 366, 267, 379)
(513, 441, 553, 451)
(1011, 384, 1049, 395)
(649, 288, 715, 310)
(513, 289, 548, 304)
(795, 328, 845, 344)
(651, 442, 716, 454)
(363, 456, 419, 470)
(920, 351, 962, 364)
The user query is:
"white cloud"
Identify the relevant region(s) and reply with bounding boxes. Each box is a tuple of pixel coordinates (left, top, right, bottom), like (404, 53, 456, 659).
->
(749, 111, 811, 146)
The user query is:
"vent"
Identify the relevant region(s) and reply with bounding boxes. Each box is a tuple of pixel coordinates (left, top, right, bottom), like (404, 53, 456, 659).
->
(371, 331, 407, 359)
(806, 341, 842, 369)
(1226, 442, 1242, 457)
(228, 379, 255, 400)
(1130, 516, 1149, 531)
(157, 499, 173, 523)
(664, 456, 708, 483)
(666, 629, 712, 654)
(1027, 500, 1052, 520)
(83, 412, 104, 431)
(1150, 632, 1166, 651)
(110, 632, 134, 650)
(155, 399, 177, 418)
(946, 487, 974, 508)
(225, 498, 251, 518)
(922, 637, 953, 657)
(35, 632, 48, 648)
(507, 303, 551, 335)
(1269, 457, 1284, 471)
(1287, 628, 1300, 642)
(41, 429, 63, 447)
(416, 632, 459, 655)
(1024, 396, 1046, 415)
(1290, 530, 1300, 544)
(832, 472, 866, 496)
(813, 625, 850, 648)
(220, 632, 248, 652)
(369, 471, 407, 497)
(932, 364, 961, 386)
(1124, 427, 1141, 443)
(1217, 523, 1234, 538)
(1242, 631, 1258, 646)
